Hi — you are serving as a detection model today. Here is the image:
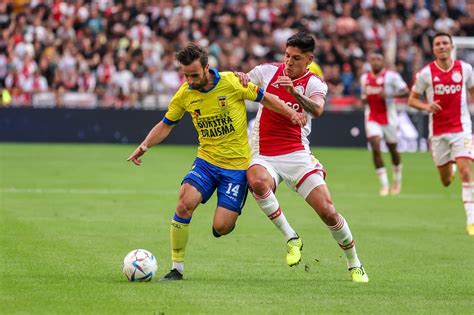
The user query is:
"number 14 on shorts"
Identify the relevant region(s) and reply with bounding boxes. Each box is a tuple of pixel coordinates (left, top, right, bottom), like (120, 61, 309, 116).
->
(226, 183, 240, 197)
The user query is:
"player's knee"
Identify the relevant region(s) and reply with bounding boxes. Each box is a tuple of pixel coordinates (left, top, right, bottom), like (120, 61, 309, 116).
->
(247, 174, 269, 194)
(459, 168, 471, 183)
(441, 177, 452, 187)
(212, 223, 235, 237)
(176, 200, 196, 217)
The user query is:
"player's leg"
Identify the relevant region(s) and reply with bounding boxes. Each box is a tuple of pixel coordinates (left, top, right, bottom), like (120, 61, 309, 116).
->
(368, 136, 389, 196)
(247, 164, 298, 240)
(431, 135, 454, 187)
(366, 121, 388, 196)
(387, 142, 402, 195)
(437, 162, 456, 187)
(247, 163, 301, 266)
(212, 167, 248, 237)
(457, 158, 474, 235)
(451, 131, 474, 235)
(161, 158, 216, 281)
(299, 177, 368, 282)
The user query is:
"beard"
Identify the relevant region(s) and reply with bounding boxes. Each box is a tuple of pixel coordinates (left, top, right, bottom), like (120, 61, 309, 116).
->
(190, 76, 209, 90)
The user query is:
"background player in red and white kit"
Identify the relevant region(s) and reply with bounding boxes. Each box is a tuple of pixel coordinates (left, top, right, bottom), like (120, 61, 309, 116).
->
(408, 32, 474, 236)
(237, 32, 368, 282)
(361, 50, 409, 196)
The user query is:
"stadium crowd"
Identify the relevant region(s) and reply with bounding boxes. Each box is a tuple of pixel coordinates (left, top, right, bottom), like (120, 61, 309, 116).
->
(0, 0, 473, 108)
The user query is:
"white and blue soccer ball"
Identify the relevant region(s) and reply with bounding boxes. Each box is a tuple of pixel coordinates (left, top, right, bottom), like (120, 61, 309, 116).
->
(122, 249, 158, 282)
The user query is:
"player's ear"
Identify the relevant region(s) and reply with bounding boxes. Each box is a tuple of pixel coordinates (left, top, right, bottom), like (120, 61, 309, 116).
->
(307, 54, 314, 66)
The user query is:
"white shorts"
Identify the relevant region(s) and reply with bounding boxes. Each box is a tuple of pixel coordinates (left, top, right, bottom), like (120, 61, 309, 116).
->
(249, 150, 326, 199)
(365, 120, 398, 144)
(430, 131, 474, 166)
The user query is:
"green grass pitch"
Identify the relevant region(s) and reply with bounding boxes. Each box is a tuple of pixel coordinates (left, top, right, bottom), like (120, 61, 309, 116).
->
(1, 143, 473, 314)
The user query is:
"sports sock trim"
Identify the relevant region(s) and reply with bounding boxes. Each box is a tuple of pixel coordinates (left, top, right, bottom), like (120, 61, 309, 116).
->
(173, 212, 191, 224)
(268, 208, 282, 220)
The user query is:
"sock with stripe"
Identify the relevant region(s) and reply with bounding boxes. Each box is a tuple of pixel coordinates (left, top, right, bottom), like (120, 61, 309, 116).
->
(170, 213, 191, 274)
(462, 182, 474, 225)
(328, 214, 361, 269)
(376, 167, 389, 190)
(253, 189, 298, 240)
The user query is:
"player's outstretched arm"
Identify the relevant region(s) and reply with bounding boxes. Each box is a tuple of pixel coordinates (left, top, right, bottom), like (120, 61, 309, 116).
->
(127, 121, 174, 166)
(407, 91, 442, 113)
(261, 92, 307, 127)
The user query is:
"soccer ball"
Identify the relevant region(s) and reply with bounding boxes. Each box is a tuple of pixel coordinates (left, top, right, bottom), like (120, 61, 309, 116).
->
(122, 249, 158, 282)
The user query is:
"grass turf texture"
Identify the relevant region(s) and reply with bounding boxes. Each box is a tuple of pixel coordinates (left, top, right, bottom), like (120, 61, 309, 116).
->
(1, 143, 473, 314)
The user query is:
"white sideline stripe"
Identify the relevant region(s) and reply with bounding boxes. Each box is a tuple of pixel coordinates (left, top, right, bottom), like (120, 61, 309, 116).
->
(0, 188, 176, 195)
(0, 187, 458, 199)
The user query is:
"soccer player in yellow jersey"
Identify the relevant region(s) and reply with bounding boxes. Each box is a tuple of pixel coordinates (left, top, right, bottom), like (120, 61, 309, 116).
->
(127, 43, 306, 281)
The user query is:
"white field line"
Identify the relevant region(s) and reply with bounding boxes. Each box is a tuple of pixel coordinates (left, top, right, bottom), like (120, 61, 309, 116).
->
(0, 187, 458, 200)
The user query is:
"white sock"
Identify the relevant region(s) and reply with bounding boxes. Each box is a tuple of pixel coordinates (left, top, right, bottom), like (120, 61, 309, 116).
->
(462, 182, 474, 224)
(393, 164, 402, 184)
(376, 167, 389, 188)
(253, 189, 298, 240)
(328, 214, 361, 269)
(172, 261, 184, 274)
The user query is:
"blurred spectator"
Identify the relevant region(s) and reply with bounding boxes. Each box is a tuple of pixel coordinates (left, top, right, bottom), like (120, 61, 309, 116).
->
(0, 0, 471, 109)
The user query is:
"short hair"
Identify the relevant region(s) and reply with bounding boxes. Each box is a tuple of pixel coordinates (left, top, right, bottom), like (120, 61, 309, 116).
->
(175, 43, 208, 67)
(286, 32, 315, 53)
(369, 49, 384, 57)
(432, 32, 453, 46)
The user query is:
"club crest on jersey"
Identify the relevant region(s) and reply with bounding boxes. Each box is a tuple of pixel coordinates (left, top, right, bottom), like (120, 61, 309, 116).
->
(218, 96, 227, 110)
(452, 71, 462, 83)
(376, 77, 384, 85)
(295, 85, 305, 95)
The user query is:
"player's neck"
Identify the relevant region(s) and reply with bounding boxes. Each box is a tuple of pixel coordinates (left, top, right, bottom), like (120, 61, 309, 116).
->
(372, 68, 384, 75)
(435, 58, 453, 71)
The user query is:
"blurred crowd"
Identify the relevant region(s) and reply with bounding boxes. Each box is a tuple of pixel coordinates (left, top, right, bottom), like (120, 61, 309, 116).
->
(0, 0, 473, 108)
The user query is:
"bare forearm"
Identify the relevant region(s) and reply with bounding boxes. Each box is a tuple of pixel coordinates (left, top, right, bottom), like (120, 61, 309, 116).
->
(261, 93, 295, 119)
(408, 94, 430, 111)
(141, 121, 173, 148)
(292, 93, 324, 116)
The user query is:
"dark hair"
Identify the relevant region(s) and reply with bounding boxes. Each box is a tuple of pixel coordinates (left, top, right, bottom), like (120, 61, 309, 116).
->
(369, 48, 384, 57)
(432, 32, 453, 46)
(286, 32, 315, 53)
(175, 43, 208, 67)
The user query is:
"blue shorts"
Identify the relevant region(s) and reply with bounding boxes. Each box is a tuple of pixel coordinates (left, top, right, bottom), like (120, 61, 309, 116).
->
(182, 157, 248, 213)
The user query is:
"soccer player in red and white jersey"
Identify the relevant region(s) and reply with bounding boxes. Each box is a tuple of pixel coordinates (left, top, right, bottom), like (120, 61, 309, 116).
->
(408, 32, 474, 236)
(361, 50, 409, 196)
(236, 32, 368, 282)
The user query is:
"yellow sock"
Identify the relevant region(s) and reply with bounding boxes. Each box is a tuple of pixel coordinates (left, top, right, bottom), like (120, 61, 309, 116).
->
(170, 218, 190, 263)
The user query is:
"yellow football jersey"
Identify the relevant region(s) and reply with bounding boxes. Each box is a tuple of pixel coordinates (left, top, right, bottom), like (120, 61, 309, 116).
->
(164, 69, 264, 170)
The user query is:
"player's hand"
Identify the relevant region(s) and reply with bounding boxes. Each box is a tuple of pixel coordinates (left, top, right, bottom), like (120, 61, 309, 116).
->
(290, 112, 307, 127)
(275, 76, 296, 94)
(234, 71, 249, 87)
(428, 100, 442, 113)
(127, 144, 148, 166)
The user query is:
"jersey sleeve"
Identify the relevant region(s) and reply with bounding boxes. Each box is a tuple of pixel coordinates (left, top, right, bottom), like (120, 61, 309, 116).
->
(243, 82, 264, 102)
(412, 68, 429, 95)
(390, 72, 408, 91)
(307, 76, 328, 99)
(360, 73, 367, 96)
(163, 87, 186, 125)
(247, 65, 265, 86)
(227, 73, 264, 102)
(463, 61, 474, 89)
